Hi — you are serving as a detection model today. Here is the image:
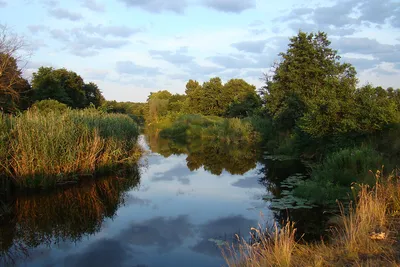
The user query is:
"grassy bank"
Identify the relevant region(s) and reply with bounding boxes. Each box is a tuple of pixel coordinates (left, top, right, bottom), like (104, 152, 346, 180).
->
(223, 171, 400, 266)
(0, 108, 141, 188)
(154, 114, 259, 144)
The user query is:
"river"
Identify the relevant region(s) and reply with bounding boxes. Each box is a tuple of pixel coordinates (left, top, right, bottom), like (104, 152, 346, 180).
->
(0, 134, 321, 267)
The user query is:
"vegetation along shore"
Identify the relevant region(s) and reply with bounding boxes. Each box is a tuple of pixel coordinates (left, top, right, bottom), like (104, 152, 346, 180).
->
(1, 21, 400, 266)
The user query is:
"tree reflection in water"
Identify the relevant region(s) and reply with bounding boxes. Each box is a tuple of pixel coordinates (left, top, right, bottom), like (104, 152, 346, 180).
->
(145, 132, 259, 176)
(0, 166, 140, 265)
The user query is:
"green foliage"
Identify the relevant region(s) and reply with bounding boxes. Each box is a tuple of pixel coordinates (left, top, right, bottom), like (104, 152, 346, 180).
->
(0, 109, 140, 188)
(293, 146, 384, 204)
(32, 67, 104, 109)
(158, 114, 258, 144)
(354, 85, 399, 133)
(184, 78, 259, 117)
(31, 99, 69, 114)
(263, 31, 358, 135)
(312, 146, 383, 186)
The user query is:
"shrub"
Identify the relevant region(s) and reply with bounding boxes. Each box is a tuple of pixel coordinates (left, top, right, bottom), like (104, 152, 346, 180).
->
(31, 99, 69, 114)
(159, 114, 258, 144)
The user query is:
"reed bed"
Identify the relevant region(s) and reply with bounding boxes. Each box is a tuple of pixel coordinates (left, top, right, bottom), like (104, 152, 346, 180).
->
(223, 170, 400, 266)
(0, 108, 141, 188)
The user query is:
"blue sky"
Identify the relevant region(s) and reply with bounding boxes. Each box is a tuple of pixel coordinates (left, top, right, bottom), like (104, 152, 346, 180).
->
(1, 0, 399, 102)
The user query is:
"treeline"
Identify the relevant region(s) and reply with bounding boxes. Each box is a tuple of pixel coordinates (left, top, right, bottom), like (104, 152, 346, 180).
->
(145, 77, 261, 122)
(1, 64, 105, 113)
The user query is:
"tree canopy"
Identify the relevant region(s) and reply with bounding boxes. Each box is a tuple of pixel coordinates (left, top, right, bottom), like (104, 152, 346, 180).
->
(263, 31, 399, 137)
(32, 67, 104, 109)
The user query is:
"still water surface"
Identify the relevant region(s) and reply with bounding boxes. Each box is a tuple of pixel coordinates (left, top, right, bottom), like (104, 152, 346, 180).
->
(0, 135, 311, 267)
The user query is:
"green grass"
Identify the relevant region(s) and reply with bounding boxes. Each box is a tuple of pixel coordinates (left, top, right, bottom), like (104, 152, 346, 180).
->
(293, 146, 385, 204)
(0, 108, 141, 188)
(158, 114, 259, 144)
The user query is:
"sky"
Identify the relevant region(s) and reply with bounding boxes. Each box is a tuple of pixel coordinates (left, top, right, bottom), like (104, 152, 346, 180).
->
(0, 0, 399, 102)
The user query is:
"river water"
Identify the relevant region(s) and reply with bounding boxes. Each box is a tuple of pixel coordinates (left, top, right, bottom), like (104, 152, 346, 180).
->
(0, 134, 318, 267)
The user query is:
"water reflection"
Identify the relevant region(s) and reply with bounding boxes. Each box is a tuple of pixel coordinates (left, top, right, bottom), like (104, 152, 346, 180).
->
(0, 168, 140, 265)
(145, 133, 259, 175)
(0, 134, 327, 267)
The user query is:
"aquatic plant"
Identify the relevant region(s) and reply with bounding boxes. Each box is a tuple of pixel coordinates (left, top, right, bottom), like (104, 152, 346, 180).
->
(293, 146, 385, 204)
(0, 108, 141, 188)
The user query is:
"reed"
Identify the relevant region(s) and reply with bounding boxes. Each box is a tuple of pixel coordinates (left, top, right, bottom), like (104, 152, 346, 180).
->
(223, 171, 400, 266)
(0, 108, 141, 188)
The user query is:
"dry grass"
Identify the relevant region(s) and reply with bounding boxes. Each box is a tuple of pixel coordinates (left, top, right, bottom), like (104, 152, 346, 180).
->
(223, 170, 400, 267)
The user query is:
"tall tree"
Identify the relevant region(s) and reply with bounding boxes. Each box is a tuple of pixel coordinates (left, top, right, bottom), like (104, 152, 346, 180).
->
(32, 67, 104, 109)
(32, 67, 73, 106)
(223, 79, 260, 117)
(0, 25, 31, 112)
(264, 31, 358, 135)
(200, 77, 224, 116)
(185, 79, 202, 114)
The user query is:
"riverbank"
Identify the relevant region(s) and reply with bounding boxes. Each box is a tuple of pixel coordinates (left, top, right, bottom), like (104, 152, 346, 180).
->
(223, 171, 400, 266)
(0, 107, 141, 189)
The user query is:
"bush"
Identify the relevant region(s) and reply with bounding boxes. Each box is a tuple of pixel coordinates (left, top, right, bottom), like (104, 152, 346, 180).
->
(159, 114, 258, 144)
(31, 99, 69, 114)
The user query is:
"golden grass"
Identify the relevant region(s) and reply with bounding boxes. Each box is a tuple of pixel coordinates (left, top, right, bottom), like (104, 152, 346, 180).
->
(223, 170, 400, 267)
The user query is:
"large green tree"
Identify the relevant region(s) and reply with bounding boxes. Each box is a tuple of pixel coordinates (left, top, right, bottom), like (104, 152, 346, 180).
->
(264, 31, 358, 136)
(32, 67, 104, 109)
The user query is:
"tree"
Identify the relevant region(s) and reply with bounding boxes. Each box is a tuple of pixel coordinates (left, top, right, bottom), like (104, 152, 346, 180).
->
(32, 67, 73, 106)
(146, 90, 172, 121)
(0, 25, 31, 113)
(354, 85, 399, 133)
(32, 67, 104, 109)
(198, 77, 224, 116)
(223, 79, 260, 117)
(185, 79, 202, 114)
(227, 93, 262, 118)
(84, 82, 104, 107)
(264, 31, 358, 135)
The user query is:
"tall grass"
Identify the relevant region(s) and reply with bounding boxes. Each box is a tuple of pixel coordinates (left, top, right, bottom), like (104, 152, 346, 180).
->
(1, 108, 141, 188)
(159, 114, 259, 144)
(223, 171, 400, 266)
(293, 146, 385, 204)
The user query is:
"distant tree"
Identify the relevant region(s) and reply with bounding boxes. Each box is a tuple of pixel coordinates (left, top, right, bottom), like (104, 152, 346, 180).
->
(200, 77, 225, 116)
(168, 94, 186, 113)
(147, 90, 172, 101)
(227, 93, 262, 118)
(223, 79, 260, 117)
(185, 79, 202, 113)
(264, 31, 358, 136)
(147, 90, 172, 121)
